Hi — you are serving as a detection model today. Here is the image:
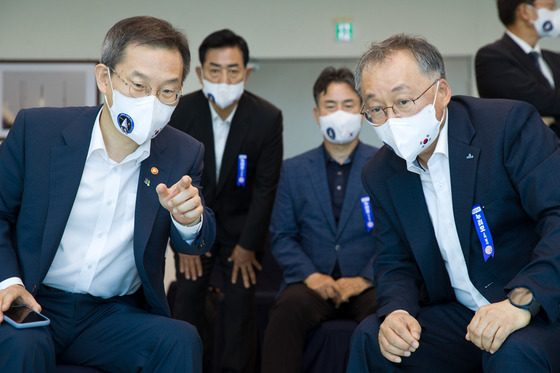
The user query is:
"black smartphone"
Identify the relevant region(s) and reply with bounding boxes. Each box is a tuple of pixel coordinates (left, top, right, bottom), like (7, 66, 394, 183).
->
(3, 305, 50, 329)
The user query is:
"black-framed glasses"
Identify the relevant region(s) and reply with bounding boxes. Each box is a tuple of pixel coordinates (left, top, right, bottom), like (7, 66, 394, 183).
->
(360, 79, 439, 126)
(110, 68, 181, 105)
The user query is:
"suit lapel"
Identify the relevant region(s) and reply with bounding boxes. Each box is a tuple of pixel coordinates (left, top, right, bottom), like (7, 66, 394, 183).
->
(336, 144, 366, 238)
(217, 95, 249, 195)
(134, 136, 171, 265)
(387, 161, 452, 300)
(41, 107, 99, 276)
(503, 34, 551, 86)
(542, 50, 560, 87)
(199, 116, 217, 189)
(387, 158, 456, 302)
(306, 146, 337, 235)
(447, 102, 479, 266)
(190, 96, 217, 190)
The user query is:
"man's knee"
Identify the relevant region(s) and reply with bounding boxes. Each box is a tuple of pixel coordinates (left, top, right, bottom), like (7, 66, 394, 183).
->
(274, 285, 317, 313)
(352, 314, 381, 349)
(347, 314, 385, 373)
(160, 320, 202, 351)
(0, 324, 55, 372)
(484, 330, 550, 372)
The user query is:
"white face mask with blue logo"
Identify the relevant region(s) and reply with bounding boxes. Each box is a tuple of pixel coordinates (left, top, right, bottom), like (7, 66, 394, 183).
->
(532, 7, 560, 38)
(319, 110, 362, 144)
(201, 78, 244, 109)
(105, 68, 175, 145)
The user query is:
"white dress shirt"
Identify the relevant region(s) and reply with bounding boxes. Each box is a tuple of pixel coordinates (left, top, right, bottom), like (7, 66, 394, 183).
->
(1, 108, 202, 297)
(406, 113, 490, 311)
(507, 29, 555, 88)
(209, 102, 237, 181)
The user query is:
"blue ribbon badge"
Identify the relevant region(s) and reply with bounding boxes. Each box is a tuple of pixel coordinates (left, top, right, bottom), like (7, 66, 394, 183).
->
(471, 204, 494, 262)
(360, 196, 375, 232)
(237, 154, 247, 187)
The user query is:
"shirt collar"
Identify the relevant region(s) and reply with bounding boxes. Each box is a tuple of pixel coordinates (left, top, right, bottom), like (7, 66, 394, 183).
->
(209, 101, 237, 124)
(323, 142, 359, 166)
(406, 109, 449, 174)
(88, 107, 151, 165)
(506, 29, 542, 54)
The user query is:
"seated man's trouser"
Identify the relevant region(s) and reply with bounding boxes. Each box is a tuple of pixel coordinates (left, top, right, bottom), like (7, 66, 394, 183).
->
(0, 285, 202, 373)
(261, 283, 377, 373)
(347, 301, 560, 373)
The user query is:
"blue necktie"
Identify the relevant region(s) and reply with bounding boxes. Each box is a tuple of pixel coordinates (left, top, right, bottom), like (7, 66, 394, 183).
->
(528, 51, 541, 70)
(528, 51, 553, 87)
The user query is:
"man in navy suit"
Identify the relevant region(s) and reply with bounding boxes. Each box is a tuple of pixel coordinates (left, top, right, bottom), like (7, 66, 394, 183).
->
(168, 29, 283, 373)
(260, 67, 378, 373)
(0, 16, 215, 372)
(347, 34, 560, 372)
(476, 0, 560, 136)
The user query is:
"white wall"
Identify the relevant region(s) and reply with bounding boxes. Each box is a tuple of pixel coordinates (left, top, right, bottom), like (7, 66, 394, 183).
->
(3, 0, 560, 154)
(3, 0, 560, 93)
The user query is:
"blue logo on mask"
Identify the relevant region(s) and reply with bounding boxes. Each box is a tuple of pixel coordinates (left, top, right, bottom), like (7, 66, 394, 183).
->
(207, 93, 216, 103)
(327, 127, 336, 140)
(544, 20, 554, 32)
(117, 113, 134, 134)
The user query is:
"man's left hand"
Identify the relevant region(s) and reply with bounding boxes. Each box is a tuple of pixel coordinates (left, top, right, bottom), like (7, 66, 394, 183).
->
(228, 245, 262, 288)
(466, 299, 531, 354)
(334, 277, 371, 307)
(156, 175, 203, 226)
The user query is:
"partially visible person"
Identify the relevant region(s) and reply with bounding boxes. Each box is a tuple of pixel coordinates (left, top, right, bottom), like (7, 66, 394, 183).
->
(261, 67, 378, 373)
(476, 0, 560, 135)
(348, 33, 560, 372)
(168, 29, 283, 373)
(0, 16, 216, 372)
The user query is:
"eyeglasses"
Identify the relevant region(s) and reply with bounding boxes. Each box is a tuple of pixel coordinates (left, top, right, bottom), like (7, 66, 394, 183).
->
(110, 68, 181, 105)
(360, 79, 439, 126)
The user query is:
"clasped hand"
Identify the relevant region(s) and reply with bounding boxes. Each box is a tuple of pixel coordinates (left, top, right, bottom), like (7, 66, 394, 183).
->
(378, 300, 531, 364)
(304, 273, 370, 308)
(465, 299, 531, 354)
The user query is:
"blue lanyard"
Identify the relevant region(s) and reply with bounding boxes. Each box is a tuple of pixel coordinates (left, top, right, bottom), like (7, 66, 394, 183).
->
(361, 196, 374, 232)
(471, 204, 494, 262)
(237, 154, 247, 187)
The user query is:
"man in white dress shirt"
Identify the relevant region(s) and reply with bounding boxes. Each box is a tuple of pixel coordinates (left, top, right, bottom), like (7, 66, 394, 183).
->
(0, 16, 215, 372)
(168, 29, 283, 373)
(347, 33, 560, 372)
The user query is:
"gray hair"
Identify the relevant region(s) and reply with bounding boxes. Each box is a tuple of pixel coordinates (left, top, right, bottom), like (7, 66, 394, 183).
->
(100, 16, 191, 82)
(355, 34, 446, 92)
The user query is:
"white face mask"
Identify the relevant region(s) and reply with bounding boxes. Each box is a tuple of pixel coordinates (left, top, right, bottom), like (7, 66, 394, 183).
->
(532, 7, 560, 38)
(373, 80, 444, 163)
(105, 68, 175, 145)
(202, 78, 244, 109)
(319, 110, 362, 144)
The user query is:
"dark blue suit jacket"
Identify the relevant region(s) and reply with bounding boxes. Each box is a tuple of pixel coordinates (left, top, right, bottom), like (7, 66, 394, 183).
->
(362, 96, 560, 323)
(169, 90, 283, 252)
(270, 142, 377, 292)
(0, 105, 216, 317)
(476, 33, 560, 121)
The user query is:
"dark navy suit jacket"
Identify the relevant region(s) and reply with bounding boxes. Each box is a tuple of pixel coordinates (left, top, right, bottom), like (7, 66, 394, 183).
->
(362, 96, 560, 323)
(0, 105, 216, 317)
(476, 33, 560, 122)
(169, 90, 283, 253)
(270, 142, 377, 292)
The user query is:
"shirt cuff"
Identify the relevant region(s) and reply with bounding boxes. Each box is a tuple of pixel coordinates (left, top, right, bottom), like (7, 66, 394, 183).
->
(171, 214, 203, 245)
(0, 277, 24, 291)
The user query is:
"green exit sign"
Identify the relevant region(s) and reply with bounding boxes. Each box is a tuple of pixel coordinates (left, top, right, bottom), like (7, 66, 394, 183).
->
(336, 22, 353, 41)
